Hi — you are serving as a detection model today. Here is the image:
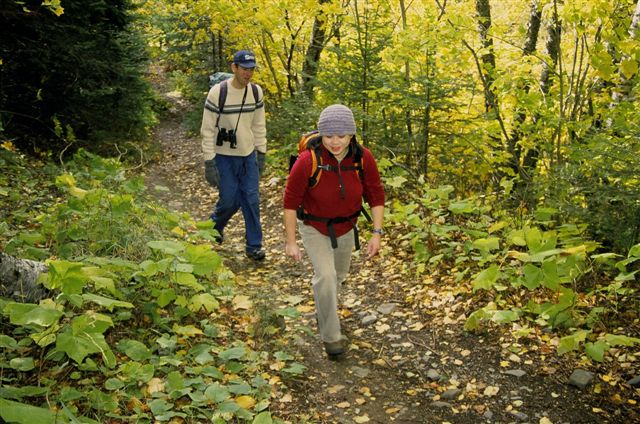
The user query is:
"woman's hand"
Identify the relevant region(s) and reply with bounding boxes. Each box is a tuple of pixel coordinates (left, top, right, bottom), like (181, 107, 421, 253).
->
(285, 241, 303, 262)
(366, 234, 382, 258)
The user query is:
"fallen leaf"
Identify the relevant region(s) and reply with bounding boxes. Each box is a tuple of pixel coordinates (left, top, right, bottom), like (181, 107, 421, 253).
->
(483, 386, 500, 397)
(539, 417, 554, 424)
(235, 395, 256, 409)
(337, 401, 350, 408)
(146, 377, 165, 395)
(232, 295, 252, 310)
(353, 415, 370, 423)
(328, 384, 345, 394)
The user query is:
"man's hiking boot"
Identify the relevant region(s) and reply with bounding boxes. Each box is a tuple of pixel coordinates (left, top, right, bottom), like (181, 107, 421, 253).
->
(324, 336, 348, 359)
(246, 249, 266, 261)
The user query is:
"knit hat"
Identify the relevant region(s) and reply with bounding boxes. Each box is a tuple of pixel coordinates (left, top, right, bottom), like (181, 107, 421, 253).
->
(317, 104, 357, 136)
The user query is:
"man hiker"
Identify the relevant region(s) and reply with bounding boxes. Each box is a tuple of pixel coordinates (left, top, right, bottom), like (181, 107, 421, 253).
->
(201, 49, 267, 260)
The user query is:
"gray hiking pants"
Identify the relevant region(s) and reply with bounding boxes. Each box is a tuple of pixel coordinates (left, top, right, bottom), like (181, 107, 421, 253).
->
(299, 223, 355, 344)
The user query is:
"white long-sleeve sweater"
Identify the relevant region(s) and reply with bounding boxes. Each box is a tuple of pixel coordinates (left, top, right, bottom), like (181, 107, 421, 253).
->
(200, 80, 266, 160)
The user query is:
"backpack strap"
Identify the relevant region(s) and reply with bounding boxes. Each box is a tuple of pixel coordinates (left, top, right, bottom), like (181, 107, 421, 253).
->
(214, 80, 228, 129)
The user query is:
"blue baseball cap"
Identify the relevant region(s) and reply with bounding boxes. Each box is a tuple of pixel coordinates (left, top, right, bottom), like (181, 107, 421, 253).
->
(233, 50, 257, 68)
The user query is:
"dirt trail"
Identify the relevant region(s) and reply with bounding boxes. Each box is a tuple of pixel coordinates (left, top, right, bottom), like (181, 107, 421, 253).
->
(143, 79, 638, 424)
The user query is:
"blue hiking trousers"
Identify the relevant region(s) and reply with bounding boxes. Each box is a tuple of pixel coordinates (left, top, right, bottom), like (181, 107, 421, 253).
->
(211, 151, 262, 253)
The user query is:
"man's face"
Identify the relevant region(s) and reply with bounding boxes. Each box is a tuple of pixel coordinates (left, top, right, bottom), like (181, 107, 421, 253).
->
(232, 63, 255, 87)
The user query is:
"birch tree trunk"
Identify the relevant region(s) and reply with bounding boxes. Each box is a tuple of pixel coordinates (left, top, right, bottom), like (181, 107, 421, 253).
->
(0, 252, 50, 303)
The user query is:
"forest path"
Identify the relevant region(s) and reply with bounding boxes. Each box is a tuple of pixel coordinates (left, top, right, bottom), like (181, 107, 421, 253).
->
(142, 72, 635, 424)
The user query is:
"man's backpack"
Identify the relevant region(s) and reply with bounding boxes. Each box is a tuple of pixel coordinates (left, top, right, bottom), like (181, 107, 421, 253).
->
(289, 130, 371, 249)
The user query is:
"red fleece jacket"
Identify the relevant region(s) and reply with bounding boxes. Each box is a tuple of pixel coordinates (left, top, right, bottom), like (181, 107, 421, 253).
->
(284, 143, 385, 238)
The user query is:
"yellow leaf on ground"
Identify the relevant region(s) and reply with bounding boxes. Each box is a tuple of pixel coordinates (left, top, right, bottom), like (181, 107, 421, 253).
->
(337, 401, 350, 408)
(146, 377, 165, 395)
(328, 385, 345, 394)
(235, 395, 256, 409)
(353, 415, 370, 423)
(232, 295, 253, 310)
(539, 417, 554, 424)
(483, 386, 500, 397)
(279, 393, 292, 403)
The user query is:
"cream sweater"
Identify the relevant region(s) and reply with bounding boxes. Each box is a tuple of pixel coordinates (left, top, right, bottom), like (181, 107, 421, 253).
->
(200, 80, 267, 160)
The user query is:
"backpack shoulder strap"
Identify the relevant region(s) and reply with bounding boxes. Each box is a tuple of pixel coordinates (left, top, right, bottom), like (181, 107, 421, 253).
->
(250, 83, 259, 105)
(215, 81, 228, 128)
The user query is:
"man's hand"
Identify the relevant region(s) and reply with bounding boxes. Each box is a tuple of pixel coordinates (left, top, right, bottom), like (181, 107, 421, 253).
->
(204, 160, 220, 187)
(257, 152, 266, 176)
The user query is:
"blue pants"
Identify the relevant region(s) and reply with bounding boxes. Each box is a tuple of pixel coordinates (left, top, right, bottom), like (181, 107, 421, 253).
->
(211, 152, 262, 253)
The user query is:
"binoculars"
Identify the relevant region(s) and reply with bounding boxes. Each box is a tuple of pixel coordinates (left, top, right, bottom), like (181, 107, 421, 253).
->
(216, 128, 237, 148)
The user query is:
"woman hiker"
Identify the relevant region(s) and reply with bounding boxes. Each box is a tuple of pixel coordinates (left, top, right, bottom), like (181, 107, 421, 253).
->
(283, 104, 385, 358)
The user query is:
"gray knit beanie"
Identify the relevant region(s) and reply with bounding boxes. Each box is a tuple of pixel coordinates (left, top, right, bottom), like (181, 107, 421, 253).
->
(317, 104, 357, 136)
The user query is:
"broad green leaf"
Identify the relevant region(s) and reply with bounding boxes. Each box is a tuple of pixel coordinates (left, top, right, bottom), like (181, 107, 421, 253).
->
(204, 383, 230, 403)
(282, 362, 306, 375)
(472, 237, 500, 252)
(56, 330, 116, 368)
(472, 264, 500, 292)
(82, 293, 133, 311)
(147, 240, 185, 255)
(0, 335, 18, 349)
(87, 389, 118, 412)
(166, 371, 185, 394)
(105, 378, 125, 390)
(585, 341, 608, 362)
(557, 330, 589, 355)
(0, 385, 49, 400)
(156, 288, 177, 307)
(386, 175, 407, 188)
(219, 346, 246, 362)
(189, 293, 219, 313)
(9, 357, 35, 371)
(541, 260, 561, 290)
(620, 57, 638, 79)
(4, 303, 64, 327)
(522, 264, 543, 289)
(0, 398, 56, 424)
(118, 339, 152, 361)
(185, 244, 222, 276)
(172, 324, 203, 337)
(46, 260, 88, 294)
(491, 310, 519, 324)
(253, 411, 273, 424)
(448, 200, 475, 214)
(604, 334, 640, 347)
(175, 272, 204, 291)
(71, 312, 114, 334)
(228, 380, 252, 394)
(119, 362, 155, 382)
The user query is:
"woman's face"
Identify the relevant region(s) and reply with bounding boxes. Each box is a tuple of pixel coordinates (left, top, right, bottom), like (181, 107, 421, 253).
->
(322, 135, 351, 158)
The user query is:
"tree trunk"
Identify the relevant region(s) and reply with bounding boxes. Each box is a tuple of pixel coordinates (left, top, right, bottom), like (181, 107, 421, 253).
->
(475, 0, 497, 114)
(0, 252, 50, 303)
(301, 0, 331, 98)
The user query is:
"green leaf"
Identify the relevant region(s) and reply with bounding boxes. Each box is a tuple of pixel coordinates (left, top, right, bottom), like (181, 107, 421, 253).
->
(491, 310, 519, 324)
(0, 335, 18, 349)
(175, 272, 204, 291)
(252, 411, 273, 424)
(472, 237, 500, 252)
(118, 339, 152, 362)
(0, 398, 56, 424)
(604, 334, 640, 347)
(282, 362, 306, 375)
(472, 264, 500, 292)
(147, 240, 185, 255)
(448, 200, 475, 214)
(204, 383, 230, 403)
(185, 244, 222, 276)
(219, 346, 246, 362)
(56, 329, 116, 368)
(4, 303, 64, 327)
(46, 260, 88, 295)
(189, 293, 219, 313)
(585, 341, 608, 362)
(9, 357, 35, 371)
(275, 307, 300, 318)
(82, 293, 133, 311)
(557, 330, 589, 355)
(522, 264, 543, 289)
(156, 288, 177, 307)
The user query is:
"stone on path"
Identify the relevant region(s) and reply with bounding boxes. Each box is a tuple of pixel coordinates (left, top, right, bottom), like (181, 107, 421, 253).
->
(568, 369, 594, 389)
